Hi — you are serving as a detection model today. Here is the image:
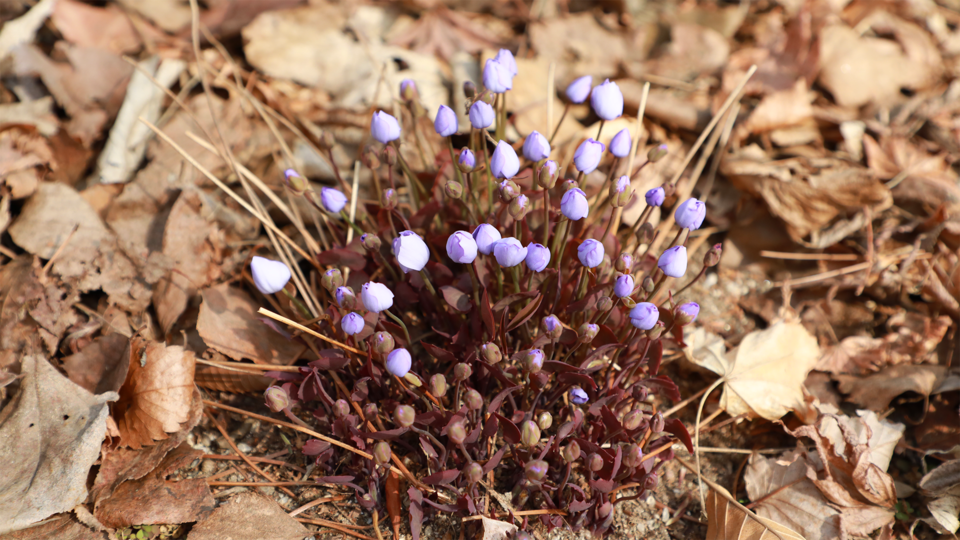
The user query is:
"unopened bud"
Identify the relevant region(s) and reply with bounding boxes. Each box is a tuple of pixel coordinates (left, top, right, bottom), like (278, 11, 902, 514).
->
(615, 253, 633, 273)
(445, 180, 463, 199)
(578, 323, 599, 343)
(623, 443, 643, 468)
(621, 297, 637, 309)
(464, 389, 482, 410)
(264, 386, 290, 412)
(537, 411, 553, 431)
(481, 92, 495, 105)
(463, 81, 477, 99)
(464, 461, 483, 484)
(361, 145, 381, 169)
(319, 131, 336, 151)
(647, 143, 668, 163)
(524, 459, 548, 482)
(360, 233, 382, 251)
(588, 453, 604, 472)
(374, 332, 395, 355)
(373, 441, 391, 465)
(481, 342, 502, 364)
(674, 302, 700, 326)
(453, 363, 472, 382)
(448, 419, 467, 444)
(522, 349, 544, 374)
(516, 532, 534, 540)
(637, 222, 654, 244)
(704, 243, 722, 267)
(381, 188, 398, 210)
(508, 194, 530, 220)
(537, 160, 558, 189)
(321, 268, 343, 292)
(562, 179, 578, 192)
(520, 420, 541, 447)
(598, 501, 613, 519)
(562, 441, 581, 463)
(642, 276, 655, 293)
(652, 412, 664, 433)
(394, 405, 415, 427)
(499, 180, 520, 202)
(400, 79, 419, 102)
(623, 409, 643, 431)
(381, 145, 397, 166)
(596, 296, 613, 312)
(283, 169, 307, 195)
(429, 374, 447, 397)
(333, 399, 350, 418)
(363, 403, 378, 419)
(646, 321, 665, 340)
(542, 315, 562, 340)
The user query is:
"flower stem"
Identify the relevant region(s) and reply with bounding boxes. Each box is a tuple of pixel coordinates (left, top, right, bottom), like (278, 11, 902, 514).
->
(467, 261, 482, 308)
(339, 210, 365, 239)
(419, 269, 447, 317)
(511, 266, 521, 294)
(549, 103, 570, 144)
(542, 185, 551, 246)
(384, 309, 412, 347)
(391, 142, 425, 211)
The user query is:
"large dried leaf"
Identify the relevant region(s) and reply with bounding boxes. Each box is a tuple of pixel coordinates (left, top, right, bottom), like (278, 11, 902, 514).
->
(688, 320, 820, 421)
(925, 495, 960, 534)
(0, 356, 117, 533)
(705, 485, 806, 540)
(0, 514, 106, 540)
(745, 451, 840, 540)
(51, 0, 141, 54)
(817, 313, 951, 376)
(112, 337, 195, 449)
(197, 283, 307, 365)
(919, 460, 960, 498)
(61, 333, 130, 396)
(835, 365, 947, 411)
(479, 516, 517, 540)
(186, 491, 309, 540)
(814, 406, 904, 472)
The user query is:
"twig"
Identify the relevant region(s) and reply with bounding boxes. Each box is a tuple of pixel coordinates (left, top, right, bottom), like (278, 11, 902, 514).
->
(258, 307, 361, 354)
(41, 224, 79, 277)
(289, 495, 349, 517)
(294, 518, 377, 540)
(206, 411, 297, 499)
(760, 251, 859, 261)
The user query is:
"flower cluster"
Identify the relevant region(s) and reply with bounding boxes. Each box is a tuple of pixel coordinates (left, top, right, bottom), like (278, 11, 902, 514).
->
(252, 50, 717, 538)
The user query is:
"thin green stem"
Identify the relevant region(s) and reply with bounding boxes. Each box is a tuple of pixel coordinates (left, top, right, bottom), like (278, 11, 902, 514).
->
(339, 210, 365, 238)
(392, 142, 425, 211)
(549, 103, 570, 144)
(384, 309, 412, 347)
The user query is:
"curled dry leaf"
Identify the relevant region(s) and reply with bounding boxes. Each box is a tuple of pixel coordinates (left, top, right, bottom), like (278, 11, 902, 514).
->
(814, 405, 904, 472)
(705, 483, 806, 540)
(112, 337, 196, 449)
(834, 364, 948, 411)
(186, 491, 309, 540)
(480, 516, 518, 540)
(0, 355, 118, 534)
(817, 313, 951, 376)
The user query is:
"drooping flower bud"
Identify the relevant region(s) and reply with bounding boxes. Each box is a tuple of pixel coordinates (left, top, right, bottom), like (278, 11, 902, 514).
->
(560, 188, 589, 220)
(704, 243, 722, 267)
(629, 302, 659, 331)
(392, 230, 430, 274)
(444, 180, 463, 200)
(453, 363, 472, 382)
(623, 443, 643, 468)
(464, 389, 482, 410)
(381, 188, 398, 209)
(658, 245, 687, 278)
(469, 100, 494, 129)
(573, 138, 605, 174)
(674, 198, 706, 230)
(493, 237, 527, 268)
(609, 129, 632, 158)
(472, 224, 501, 255)
(577, 239, 604, 268)
(371, 111, 401, 144)
(251, 256, 291, 295)
(320, 187, 348, 213)
(525, 459, 548, 481)
(321, 268, 343, 292)
(498, 179, 520, 202)
(615, 253, 633, 273)
(374, 331, 395, 354)
(611, 175, 632, 207)
(264, 386, 290, 412)
(623, 409, 643, 431)
(525, 243, 550, 272)
(596, 296, 613, 312)
(522, 131, 551, 161)
(569, 387, 588, 405)
(542, 315, 562, 340)
(647, 143, 668, 162)
(588, 454, 604, 472)
(463, 80, 477, 99)
(394, 405, 415, 427)
(481, 342, 502, 364)
(590, 79, 624, 121)
(283, 169, 307, 195)
(537, 160, 558, 189)
(508, 194, 531, 221)
(578, 323, 599, 343)
(562, 441, 581, 463)
(400, 79, 418, 102)
(522, 349, 544, 374)
(458, 148, 476, 172)
(674, 302, 700, 325)
(341, 312, 365, 336)
(537, 411, 553, 431)
(565, 75, 592, 103)
(359, 234, 381, 253)
(464, 462, 483, 484)
(521, 420, 541, 447)
(429, 374, 447, 397)
(386, 348, 412, 377)
(448, 419, 467, 444)
(614, 274, 634, 299)
(645, 186, 665, 207)
(434, 104, 458, 137)
(333, 399, 350, 418)
(335, 286, 356, 308)
(373, 441, 392, 465)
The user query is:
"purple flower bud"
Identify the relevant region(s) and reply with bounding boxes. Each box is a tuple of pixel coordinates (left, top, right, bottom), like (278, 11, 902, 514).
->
(464, 462, 483, 484)
(495, 48, 518, 78)
(392, 230, 430, 273)
(482, 58, 512, 93)
(361, 282, 394, 312)
(537, 411, 553, 430)
(588, 453, 604, 472)
(674, 198, 706, 230)
(521, 420, 541, 447)
(381, 188, 398, 209)
(577, 239, 604, 268)
(333, 399, 350, 418)
(623, 443, 643, 468)
(508, 194, 530, 220)
(448, 419, 467, 444)
(590, 79, 624, 121)
(609, 128, 632, 158)
(264, 386, 290, 412)
(573, 138, 605, 174)
(371, 111, 401, 144)
(615, 253, 633, 273)
(499, 179, 520, 202)
(525, 243, 551, 272)
(364, 403, 378, 419)
(446, 231, 478, 264)
(360, 233, 381, 251)
(570, 387, 589, 404)
(562, 441, 581, 463)
(560, 188, 589, 220)
(675, 302, 700, 325)
(458, 148, 476, 172)
(335, 286, 356, 308)
(596, 296, 613, 311)
(469, 100, 495, 129)
(251, 256, 291, 295)
(373, 441, 391, 465)
(284, 168, 306, 194)
(430, 374, 447, 397)
(481, 342, 502, 363)
(320, 187, 348, 213)
(453, 362, 472, 381)
(523, 349, 544, 373)
(522, 131, 551, 161)
(525, 459, 548, 481)
(493, 237, 527, 267)
(542, 315, 562, 340)
(658, 245, 688, 278)
(434, 104, 458, 137)
(623, 409, 643, 431)
(400, 79, 418, 101)
(385, 347, 412, 377)
(611, 175, 632, 207)
(645, 186, 665, 207)
(472, 224, 502, 255)
(537, 160, 558, 189)
(341, 312, 365, 336)
(705, 243, 722, 267)
(374, 331, 395, 354)
(463, 80, 477, 98)
(648, 143, 668, 162)
(321, 268, 343, 292)
(578, 323, 599, 343)
(565, 75, 592, 103)
(629, 302, 659, 330)
(614, 274, 634, 298)
(464, 388, 482, 410)
(394, 404, 415, 427)
(490, 140, 519, 179)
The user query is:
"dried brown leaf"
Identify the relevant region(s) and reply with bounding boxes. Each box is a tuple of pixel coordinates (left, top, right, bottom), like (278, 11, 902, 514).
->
(479, 516, 517, 540)
(194, 364, 272, 393)
(529, 13, 627, 81)
(61, 333, 130, 395)
(924, 495, 960, 534)
(817, 313, 950, 376)
(919, 460, 960, 498)
(835, 365, 947, 411)
(743, 80, 814, 135)
(389, 8, 507, 61)
(112, 337, 195, 449)
(0, 514, 106, 540)
(705, 484, 806, 540)
(51, 0, 141, 54)
(0, 356, 117, 533)
(186, 491, 309, 540)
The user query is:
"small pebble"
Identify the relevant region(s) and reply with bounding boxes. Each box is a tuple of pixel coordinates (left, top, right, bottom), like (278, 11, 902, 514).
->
(237, 442, 253, 454)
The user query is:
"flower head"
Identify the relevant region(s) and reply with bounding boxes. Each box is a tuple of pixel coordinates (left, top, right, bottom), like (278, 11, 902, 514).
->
(577, 239, 604, 268)
(658, 245, 687, 278)
(522, 131, 551, 161)
(523, 349, 545, 373)
(335, 286, 355, 308)
(645, 187, 665, 207)
(508, 194, 530, 221)
(361, 282, 394, 312)
(400, 79, 418, 101)
(570, 387, 589, 405)
(574, 138, 605, 174)
(490, 140, 519, 179)
(341, 312, 365, 336)
(434, 104, 458, 137)
(370, 111, 400, 144)
(560, 188, 589, 220)
(482, 58, 512, 93)
(251, 256, 291, 295)
(494, 49, 518, 77)
(458, 148, 476, 171)
(472, 224, 502, 255)
(385, 348, 412, 377)
(609, 128, 632, 158)
(538, 160, 558, 189)
(578, 323, 599, 343)
(499, 179, 520, 202)
(392, 230, 430, 273)
(542, 315, 562, 340)
(264, 386, 291, 412)
(590, 79, 624, 121)
(615, 252, 633, 273)
(629, 302, 659, 330)
(493, 237, 527, 267)
(614, 274, 634, 298)
(469, 100, 494, 129)
(674, 198, 706, 230)
(320, 187, 348, 213)
(565, 75, 592, 103)
(446, 231, 478, 264)
(612, 175, 632, 207)
(525, 243, 550, 272)
(675, 302, 700, 325)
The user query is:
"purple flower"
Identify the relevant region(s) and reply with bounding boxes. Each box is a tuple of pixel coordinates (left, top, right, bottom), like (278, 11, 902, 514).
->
(385, 348, 412, 377)
(392, 230, 430, 273)
(570, 387, 589, 405)
(523, 349, 545, 373)
(522, 131, 551, 161)
(493, 237, 527, 267)
(341, 312, 365, 336)
(320, 187, 348, 213)
(560, 188, 589, 220)
(614, 274, 634, 298)
(482, 58, 512, 93)
(676, 302, 700, 325)
(609, 128, 632, 158)
(491, 140, 519, 179)
(400, 79, 417, 101)
(645, 187, 665, 207)
(458, 148, 476, 170)
(250, 256, 291, 294)
(578, 239, 604, 268)
(371, 111, 400, 144)
(674, 198, 706, 230)
(574, 138, 605, 174)
(335, 286, 355, 307)
(543, 315, 561, 334)
(446, 231, 478, 264)
(469, 100, 494, 129)
(565, 75, 592, 104)
(590, 79, 624, 121)
(361, 282, 394, 312)
(658, 245, 687, 278)
(472, 224, 502, 255)
(525, 243, 550, 272)
(434, 104, 458, 137)
(495, 49, 518, 78)
(629, 302, 659, 330)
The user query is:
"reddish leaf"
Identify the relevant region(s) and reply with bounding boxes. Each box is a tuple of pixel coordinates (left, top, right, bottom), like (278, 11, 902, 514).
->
(558, 372, 598, 391)
(506, 293, 543, 332)
(663, 418, 694, 453)
(386, 470, 401, 540)
(542, 361, 582, 374)
(492, 290, 539, 312)
(422, 469, 460, 485)
(482, 445, 508, 474)
(408, 487, 423, 540)
(315, 247, 367, 271)
(480, 287, 495, 338)
(489, 386, 520, 414)
(641, 375, 681, 402)
(440, 286, 471, 312)
(308, 353, 350, 371)
(423, 342, 457, 364)
(493, 413, 521, 444)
